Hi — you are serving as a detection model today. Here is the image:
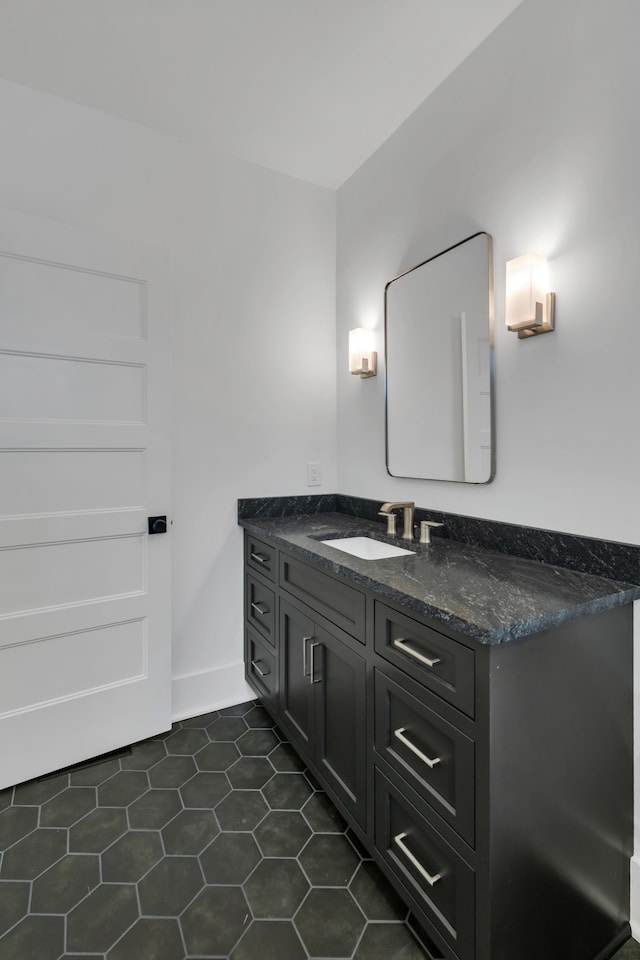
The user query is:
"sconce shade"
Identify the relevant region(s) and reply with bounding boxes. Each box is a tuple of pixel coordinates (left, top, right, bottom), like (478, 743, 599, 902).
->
(349, 327, 377, 378)
(506, 253, 555, 338)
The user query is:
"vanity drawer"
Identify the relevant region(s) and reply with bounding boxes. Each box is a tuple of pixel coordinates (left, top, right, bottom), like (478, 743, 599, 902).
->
(245, 573, 276, 646)
(279, 554, 366, 643)
(375, 669, 475, 846)
(375, 602, 474, 718)
(246, 627, 277, 712)
(375, 767, 474, 960)
(246, 534, 276, 581)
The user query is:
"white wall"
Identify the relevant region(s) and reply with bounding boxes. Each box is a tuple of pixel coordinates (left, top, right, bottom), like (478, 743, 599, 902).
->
(336, 0, 640, 934)
(0, 77, 337, 717)
(337, 0, 640, 545)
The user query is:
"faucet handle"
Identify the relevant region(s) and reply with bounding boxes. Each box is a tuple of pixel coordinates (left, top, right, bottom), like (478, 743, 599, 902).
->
(378, 511, 397, 536)
(419, 520, 444, 545)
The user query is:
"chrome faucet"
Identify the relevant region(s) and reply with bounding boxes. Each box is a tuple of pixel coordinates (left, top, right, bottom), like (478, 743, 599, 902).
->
(379, 501, 415, 540)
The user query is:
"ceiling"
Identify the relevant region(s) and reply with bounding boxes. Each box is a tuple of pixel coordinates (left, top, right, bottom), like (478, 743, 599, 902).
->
(0, 0, 523, 189)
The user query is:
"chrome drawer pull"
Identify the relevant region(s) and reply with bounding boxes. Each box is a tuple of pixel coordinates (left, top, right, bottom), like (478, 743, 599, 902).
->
(309, 642, 321, 684)
(251, 659, 270, 678)
(251, 601, 269, 616)
(394, 727, 441, 768)
(302, 635, 314, 677)
(393, 638, 441, 668)
(250, 551, 268, 564)
(394, 832, 442, 886)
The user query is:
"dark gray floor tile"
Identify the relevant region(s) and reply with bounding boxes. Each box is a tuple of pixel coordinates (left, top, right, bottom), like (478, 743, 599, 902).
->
(67, 883, 139, 953)
(128, 788, 182, 829)
(0, 828, 67, 880)
(69, 806, 127, 853)
(231, 919, 307, 960)
(12, 774, 68, 807)
(244, 705, 276, 728)
(180, 772, 230, 809)
(165, 728, 209, 755)
(354, 921, 428, 959)
(149, 755, 197, 788)
(0, 789, 13, 813)
(194, 741, 240, 771)
(227, 756, 274, 789)
(121, 739, 168, 770)
(0, 881, 29, 936)
(243, 858, 309, 918)
(616, 941, 640, 959)
(69, 757, 121, 786)
(107, 917, 185, 960)
(302, 791, 348, 833)
(237, 728, 280, 756)
(0, 806, 38, 849)
(346, 826, 372, 860)
(300, 832, 361, 886)
(97, 770, 149, 807)
(218, 700, 255, 717)
(263, 772, 313, 810)
(31, 853, 100, 913)
(180, 710, 218, 729)
(101, 831, 163, 882)
(138, 856, 204, 916)
(0, 914, 64, 960)
(206, 715, 248, 742)
(294, 887, 365, 957)
(350, 860, 409, 921)
(199, 831, 261, 884)
(215, 790, 268, 831)
(162, 809, 219, 855)
(254, 810, 311, 857)
(180, 886, 250, 956)
(40, 786, 96, 827)
(269, 742, 306, 772)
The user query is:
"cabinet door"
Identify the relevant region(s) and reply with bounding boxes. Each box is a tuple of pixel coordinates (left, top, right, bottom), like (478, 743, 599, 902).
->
(313, 624, 367, 827)
(279, 599, 314, 756)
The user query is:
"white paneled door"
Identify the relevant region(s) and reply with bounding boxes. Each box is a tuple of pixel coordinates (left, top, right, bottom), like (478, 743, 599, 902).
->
(0, 208, 171, 790)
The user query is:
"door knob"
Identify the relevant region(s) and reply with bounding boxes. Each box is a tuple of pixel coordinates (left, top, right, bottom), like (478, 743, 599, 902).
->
(148, 515, 168, 534)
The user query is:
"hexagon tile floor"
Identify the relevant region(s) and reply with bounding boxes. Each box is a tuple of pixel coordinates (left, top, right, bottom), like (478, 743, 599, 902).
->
(1, 701, 638, 960)
(0, 700, 431, 960)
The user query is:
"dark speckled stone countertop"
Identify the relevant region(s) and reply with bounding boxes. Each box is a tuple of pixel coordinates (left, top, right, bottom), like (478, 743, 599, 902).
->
(239, 512, 640, 644)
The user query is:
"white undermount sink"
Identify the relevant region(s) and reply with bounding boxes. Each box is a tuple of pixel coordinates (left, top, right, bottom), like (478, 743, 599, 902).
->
(320, 536, 415, 560)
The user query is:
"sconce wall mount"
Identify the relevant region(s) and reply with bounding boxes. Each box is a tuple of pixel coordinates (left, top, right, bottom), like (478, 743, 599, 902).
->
(349, 327, 377, 378)
(506, 253, 555, 339)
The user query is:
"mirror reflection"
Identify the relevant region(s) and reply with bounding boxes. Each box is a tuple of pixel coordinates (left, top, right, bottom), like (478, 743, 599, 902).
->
(385, 231, 494, 483)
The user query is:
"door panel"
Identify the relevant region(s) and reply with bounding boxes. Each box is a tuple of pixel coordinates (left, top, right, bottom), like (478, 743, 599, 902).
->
(0, 207, 171, 789)
(314, 625, 366, 826)
(279, 599, 314, 755)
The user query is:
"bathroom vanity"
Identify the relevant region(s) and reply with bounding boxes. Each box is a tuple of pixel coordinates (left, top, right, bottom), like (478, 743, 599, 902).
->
(240, 503, 639, 960)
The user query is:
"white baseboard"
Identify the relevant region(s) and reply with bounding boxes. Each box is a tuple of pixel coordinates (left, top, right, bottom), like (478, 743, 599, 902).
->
(171, 662, 255, 722)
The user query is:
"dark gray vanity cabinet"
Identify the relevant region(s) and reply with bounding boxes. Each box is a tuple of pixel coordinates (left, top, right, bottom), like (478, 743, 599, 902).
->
(242, 529, 634, 960)
(245, 539, 368, 829)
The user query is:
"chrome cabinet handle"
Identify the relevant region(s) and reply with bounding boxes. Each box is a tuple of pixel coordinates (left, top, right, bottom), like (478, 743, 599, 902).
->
(309, 642, 321, 684)
(251, 659, 270, 678)
(394, 727, 441, 768)
(394, 832, 442, 886)
(250, 551, 269, 564)
(393, 638, 441, 668)
(251, 601, 269, 616)
(302, 635, 314, 677)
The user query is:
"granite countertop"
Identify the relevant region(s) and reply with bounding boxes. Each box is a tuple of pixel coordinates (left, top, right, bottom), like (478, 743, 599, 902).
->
(239, 512, 640, 644)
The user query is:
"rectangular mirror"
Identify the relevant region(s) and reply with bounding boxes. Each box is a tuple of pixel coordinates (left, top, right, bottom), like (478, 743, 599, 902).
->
(385, 231, 494, 483)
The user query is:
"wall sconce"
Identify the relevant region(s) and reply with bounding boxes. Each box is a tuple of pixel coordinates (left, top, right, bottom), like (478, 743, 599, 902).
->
(505, 253, 555, 338)
(349, 327, 377, 378)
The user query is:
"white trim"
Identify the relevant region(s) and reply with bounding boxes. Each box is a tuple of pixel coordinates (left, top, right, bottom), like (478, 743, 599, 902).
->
(171, 662, 254, 722)
(631, 857, 640, 941)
